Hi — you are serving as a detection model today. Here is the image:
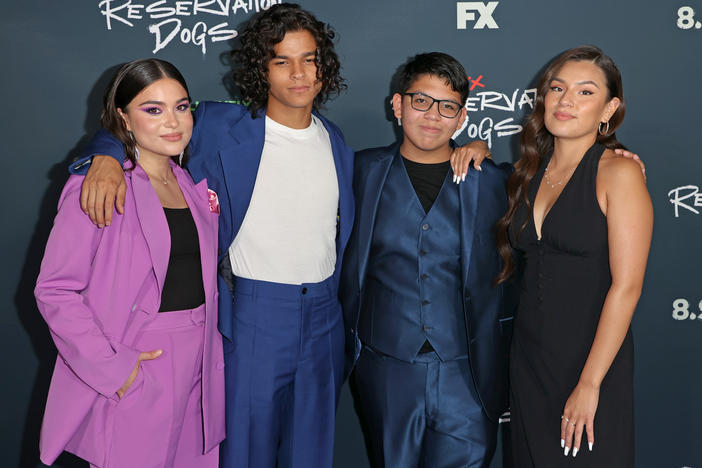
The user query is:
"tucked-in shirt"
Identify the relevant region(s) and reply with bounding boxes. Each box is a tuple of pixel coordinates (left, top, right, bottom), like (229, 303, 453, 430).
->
(159, 207, 205, 312)
(229, 115, 339, 285)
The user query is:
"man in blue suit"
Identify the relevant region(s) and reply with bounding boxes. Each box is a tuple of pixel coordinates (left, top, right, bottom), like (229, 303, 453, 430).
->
(71, 5, 354, 468)
(340, 52, 514, 468)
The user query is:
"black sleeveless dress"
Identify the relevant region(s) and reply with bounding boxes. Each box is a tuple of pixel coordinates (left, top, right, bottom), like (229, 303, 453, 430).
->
(509, 144, 634, 467)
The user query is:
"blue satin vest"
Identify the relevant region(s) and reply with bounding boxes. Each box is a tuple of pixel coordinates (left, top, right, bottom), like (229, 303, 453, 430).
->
(358, 154, 468, 361)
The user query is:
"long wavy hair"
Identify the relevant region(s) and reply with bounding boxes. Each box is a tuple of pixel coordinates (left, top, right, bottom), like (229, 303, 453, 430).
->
(231, 3, 346, 118)
(100, 58, 191, 170)
(495, 45, 626, 284)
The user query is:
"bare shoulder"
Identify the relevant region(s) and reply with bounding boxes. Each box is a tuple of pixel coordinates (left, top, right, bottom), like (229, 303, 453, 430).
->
(598, 149, 645, 187)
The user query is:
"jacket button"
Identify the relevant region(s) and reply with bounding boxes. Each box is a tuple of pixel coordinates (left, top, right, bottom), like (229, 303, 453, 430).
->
(302, 287, 308, 294)
(422, 223, 430, 231)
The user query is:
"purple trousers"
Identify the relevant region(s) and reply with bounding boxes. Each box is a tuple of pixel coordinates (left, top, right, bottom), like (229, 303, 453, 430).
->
(90, 305, 218, 468)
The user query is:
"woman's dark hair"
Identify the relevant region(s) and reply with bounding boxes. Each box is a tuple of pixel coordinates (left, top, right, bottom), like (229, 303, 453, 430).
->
(495, 45, 626, 284)
(231, 3, 346, 117)
(397, 52, 470, 105)
(101, 58, 191, 170)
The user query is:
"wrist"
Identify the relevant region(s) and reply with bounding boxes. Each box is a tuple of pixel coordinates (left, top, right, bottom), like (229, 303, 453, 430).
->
(577, 377, 601, 390)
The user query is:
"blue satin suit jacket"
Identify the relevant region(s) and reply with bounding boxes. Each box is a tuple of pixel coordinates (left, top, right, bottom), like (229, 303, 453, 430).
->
(339, 142, 514, 421)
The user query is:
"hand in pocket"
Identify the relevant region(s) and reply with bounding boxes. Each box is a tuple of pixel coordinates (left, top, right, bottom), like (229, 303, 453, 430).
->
(116, 349, 162, 398)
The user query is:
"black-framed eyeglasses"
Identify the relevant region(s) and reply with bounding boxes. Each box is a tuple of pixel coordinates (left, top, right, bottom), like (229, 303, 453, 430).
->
(402, 92, 463, 118)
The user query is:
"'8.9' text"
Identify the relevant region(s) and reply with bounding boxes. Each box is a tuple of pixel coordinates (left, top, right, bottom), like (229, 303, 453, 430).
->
(677, 6, 702, 29)
(672, 298, 702, 321)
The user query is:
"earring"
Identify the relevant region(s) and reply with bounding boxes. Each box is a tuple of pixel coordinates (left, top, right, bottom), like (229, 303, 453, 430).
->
(598, 120, 610, 136)
(134, 147, 140, 161)
(178, 151, 184, 166)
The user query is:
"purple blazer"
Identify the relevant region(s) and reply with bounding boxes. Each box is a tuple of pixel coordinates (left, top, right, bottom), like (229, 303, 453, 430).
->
(35, 162, 225, 465)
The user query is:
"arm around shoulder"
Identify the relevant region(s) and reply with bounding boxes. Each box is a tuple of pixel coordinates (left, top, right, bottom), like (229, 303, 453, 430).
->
(69, 129, 127, 174)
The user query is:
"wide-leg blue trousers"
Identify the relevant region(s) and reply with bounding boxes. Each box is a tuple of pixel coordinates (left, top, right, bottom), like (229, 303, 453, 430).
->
(220, 275, 345, 468)
(353, 346, 497, 468)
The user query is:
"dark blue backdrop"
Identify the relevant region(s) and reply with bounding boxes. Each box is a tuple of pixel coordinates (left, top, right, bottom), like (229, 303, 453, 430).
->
(2, 1, 700, 467)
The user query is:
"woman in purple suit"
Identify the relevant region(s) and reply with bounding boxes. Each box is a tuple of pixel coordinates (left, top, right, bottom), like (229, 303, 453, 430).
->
(35, 59, 225, 467)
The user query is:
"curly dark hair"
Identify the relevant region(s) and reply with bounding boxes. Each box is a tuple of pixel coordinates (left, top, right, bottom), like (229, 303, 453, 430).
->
(231, 3, 346, 117)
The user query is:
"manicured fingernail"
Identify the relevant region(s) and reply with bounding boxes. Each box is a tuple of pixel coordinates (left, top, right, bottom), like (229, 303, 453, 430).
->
(461, 173, 466, 182)
(476, 165, 482, 171)
(589, 442, 593, 451)
(98, 224, 104, 228)
(564, 447, 570, 456)
(561, 439, 565, 448)
(452, 174, 457, 183)
(573, 447, 578, 457)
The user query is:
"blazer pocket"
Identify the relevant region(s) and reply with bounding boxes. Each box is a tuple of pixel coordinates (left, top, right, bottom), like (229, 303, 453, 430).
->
(117, 363, 146, 407)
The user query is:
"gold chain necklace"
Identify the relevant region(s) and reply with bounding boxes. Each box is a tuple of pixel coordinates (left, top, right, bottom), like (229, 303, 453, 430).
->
(543, 161, 576, 189)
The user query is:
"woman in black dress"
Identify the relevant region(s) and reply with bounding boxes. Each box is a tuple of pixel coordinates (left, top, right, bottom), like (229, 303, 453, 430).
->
(494, 46, 653, 466)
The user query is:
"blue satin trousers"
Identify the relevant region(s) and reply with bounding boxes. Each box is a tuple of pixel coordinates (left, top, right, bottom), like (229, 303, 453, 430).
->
(219, 275, 345, 468)
(352, 346, 497, 468)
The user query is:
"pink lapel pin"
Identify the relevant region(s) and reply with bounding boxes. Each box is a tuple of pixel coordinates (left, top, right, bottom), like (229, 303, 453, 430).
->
(207, 189, 220, 214)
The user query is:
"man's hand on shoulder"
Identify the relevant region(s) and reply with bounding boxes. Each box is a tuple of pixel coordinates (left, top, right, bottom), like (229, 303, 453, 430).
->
(80, 155, 126, 227)
(613, 148, 645, 182)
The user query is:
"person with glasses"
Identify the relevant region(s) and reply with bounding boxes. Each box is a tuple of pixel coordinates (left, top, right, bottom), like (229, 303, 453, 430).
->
(340, 52, 514, 467)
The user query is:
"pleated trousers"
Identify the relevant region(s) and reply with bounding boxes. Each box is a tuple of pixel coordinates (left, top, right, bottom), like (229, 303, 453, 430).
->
(352, 346, 497, 468)
(91, 304, 218, 468)
(220, 275, 345, 468)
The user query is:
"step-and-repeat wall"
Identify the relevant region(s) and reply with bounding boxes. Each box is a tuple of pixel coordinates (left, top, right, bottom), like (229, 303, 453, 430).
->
(2, 2, 700, 467)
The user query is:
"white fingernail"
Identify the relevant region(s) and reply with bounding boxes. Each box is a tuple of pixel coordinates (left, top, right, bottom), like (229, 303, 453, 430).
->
(564, 447, 570, 456)
(573, 447, 578, 457)
(452, 174, 457, 183)
(476, 165, 482, 171)
(560, 439, 565, 448)
(589, 442, 593, 451)
(461, 174, 466, 182)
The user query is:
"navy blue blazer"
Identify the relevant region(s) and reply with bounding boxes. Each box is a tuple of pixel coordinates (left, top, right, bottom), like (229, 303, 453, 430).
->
(339, 142, 513, 421)
(72, 102, 355, 343)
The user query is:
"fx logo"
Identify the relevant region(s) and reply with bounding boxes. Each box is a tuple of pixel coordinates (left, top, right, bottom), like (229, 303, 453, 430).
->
(457, 2, 499, 29)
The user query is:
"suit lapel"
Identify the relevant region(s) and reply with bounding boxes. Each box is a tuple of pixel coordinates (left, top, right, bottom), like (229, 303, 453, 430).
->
(356, 146, 397, 288)
(217, 111, 266, 248)
(316, 112, 353, 259)
(459, 168, 480, 290)
(130, 166, 171, 303)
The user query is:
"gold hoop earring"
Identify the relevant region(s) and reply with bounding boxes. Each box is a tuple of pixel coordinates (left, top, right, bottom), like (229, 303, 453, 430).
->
(598, 121, 610, 136)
